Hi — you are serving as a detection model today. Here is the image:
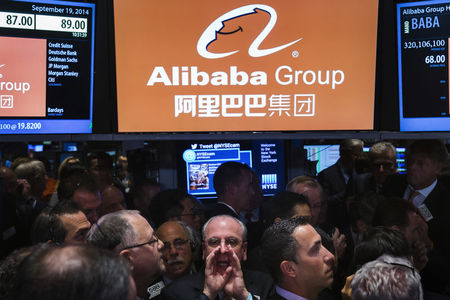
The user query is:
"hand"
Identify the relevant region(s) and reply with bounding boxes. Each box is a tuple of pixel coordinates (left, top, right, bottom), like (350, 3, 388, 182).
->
(415, 215, 432, 248)
(223, 246, 249, 300)
(411, 240, 428, 271)
(332, 228, 347, 261)
(203, 247, 232, 300)
(341, 274, 354, 300)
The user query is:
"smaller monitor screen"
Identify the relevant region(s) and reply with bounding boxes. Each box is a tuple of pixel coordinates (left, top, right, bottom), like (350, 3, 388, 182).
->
(304, 145, 340, 174)
(397, 0, 450, 131)
(396, 147, 406, 174)
(0, 0, 95, 134)
(28, 144, 43, 152)
(179, 140, 285, 199)
(63, 142, 77, 152)
(305, 145, 407, 175)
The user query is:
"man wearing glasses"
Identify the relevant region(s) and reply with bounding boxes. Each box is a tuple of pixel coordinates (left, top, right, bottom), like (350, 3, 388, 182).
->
(161, 215, 274, 300)
(156, 221, 195, 284)
(87, 210, 165, 300)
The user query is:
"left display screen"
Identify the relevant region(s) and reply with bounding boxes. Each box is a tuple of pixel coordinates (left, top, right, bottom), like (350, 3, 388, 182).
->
(0, 0, 94, 134)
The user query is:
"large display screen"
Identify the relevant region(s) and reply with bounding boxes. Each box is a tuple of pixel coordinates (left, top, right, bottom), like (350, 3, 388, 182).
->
(179, 140, 285, 199)
(397, 0, 450, 131)
(0, 0, 95, 134)
(114, 0, 378, 132)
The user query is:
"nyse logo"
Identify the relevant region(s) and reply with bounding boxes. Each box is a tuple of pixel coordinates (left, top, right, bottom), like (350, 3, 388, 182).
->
(197, 4, 302, 59)
(261, 174, 277, 190)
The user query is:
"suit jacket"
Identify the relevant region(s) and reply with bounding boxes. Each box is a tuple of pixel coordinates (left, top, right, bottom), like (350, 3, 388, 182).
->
(266, 289, 336, 300)
(205, 202, 240, 220)
(382, 174, 450, 256)
(354, 173, 378, 195)
(317, 161, 354, 229)
(382, 174, 450, 295)
(161, 269, 275, 300)
(423, 182, 450, 256)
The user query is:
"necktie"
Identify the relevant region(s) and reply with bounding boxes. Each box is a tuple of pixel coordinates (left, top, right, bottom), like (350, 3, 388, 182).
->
(408, 189, 420, 204)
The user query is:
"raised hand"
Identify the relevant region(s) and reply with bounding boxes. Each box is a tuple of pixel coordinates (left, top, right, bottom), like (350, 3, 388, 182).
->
(203, 246, 232, 300)
(223, 246, 249, 300)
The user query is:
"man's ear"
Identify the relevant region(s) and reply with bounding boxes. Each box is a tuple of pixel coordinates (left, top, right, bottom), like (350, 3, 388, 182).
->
(120, 249, 135, 271)
(226, 183, 236, 197)
(433, 161, 443, 175)
(274, 217, 282, 224)
(280, 260, 297, 278)
(355, 219, 368, 234)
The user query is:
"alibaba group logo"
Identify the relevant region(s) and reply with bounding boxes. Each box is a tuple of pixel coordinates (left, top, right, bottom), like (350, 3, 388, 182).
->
(197, 4, 302, 59)
(0, 64, 5, 78)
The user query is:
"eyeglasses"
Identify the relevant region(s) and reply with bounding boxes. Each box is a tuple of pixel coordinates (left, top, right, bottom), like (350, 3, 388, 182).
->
(121, 235, 159, 251)
(162, 239, 189, 253)
(205, 237, 243, 248)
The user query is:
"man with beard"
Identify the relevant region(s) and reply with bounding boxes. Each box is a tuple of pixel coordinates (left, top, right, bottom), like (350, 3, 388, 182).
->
(157, 221, 195, 284)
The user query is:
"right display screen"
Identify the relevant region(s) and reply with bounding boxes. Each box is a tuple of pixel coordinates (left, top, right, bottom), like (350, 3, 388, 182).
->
(397, 0, 450, 131)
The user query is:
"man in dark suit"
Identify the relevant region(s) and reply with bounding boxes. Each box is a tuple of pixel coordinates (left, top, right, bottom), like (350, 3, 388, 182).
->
(261, 217, 335, 300)
(161, 215, 274, 300)
(317, 139, 363, 229)
(205, 162, 255, 220)
(87, 210, 165, 300)
(382, 140, 450, 296)
(354, 141, 398, 195)
(382, 140, 450, 256)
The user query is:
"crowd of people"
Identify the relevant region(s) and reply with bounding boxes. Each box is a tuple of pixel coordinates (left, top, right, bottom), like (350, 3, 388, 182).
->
(1, 139, 450, 300)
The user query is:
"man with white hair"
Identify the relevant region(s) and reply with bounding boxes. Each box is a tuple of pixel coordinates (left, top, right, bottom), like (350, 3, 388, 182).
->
(355, 141, 398, 194)
(87, 210, 165, 300)
(161, 215, 274, 299)
(351, 254, 423, 300)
